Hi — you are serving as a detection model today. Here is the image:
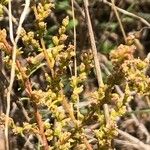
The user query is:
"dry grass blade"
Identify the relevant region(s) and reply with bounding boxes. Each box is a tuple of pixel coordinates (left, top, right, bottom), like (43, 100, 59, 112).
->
(83, 0, 104, 87)
(117, 129, 150, 150)
(103, 0, 150, 27)
(5, 0, 30, 149)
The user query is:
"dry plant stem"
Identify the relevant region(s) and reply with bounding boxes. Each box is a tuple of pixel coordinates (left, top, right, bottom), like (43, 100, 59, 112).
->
(2, 36, 49, 150)
(23, 135, 34, 148)
(103, 0, 150, 27)
(83, 135, 93, 150)
(33, 4, 92, 149)
(71, 0, 80, 127)
(15, 101, 30, 122)
(33, 104, 50, 150)
(103, 103, 110, 125)
(101, 65, 150, 143)
(5, 0, 15, 149)
(73, 1, 85, 18)
(2, 6, 18, 25)
(83, 1, 111, 148)
(126, 103, 150, 143)
(114, 139, 141, 149)
(71, 0, 77, 77)
(8, 1, 15, 45)
(16, 59, 49, 150)
(145, 96, 150, 108)
(117, 129, 150, 150)
(5, 1, 31, 149)
(114, 85, 150, 143)
(75, 1, 150, 28)
(83, 0, 104, 87)
(18, 57, 49, 150)
(110, 0, 127, 43)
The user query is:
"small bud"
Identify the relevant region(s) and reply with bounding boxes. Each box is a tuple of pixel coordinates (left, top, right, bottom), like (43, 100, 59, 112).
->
(52, 36, 59, 46)
(62, 16, 69, 27)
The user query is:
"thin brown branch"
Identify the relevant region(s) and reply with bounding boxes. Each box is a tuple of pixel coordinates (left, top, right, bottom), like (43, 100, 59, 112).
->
(103, 103, 110, 125)
(33, 104, 50, 150)
(83, 135, 93, 150)
(1, 32, 49, 150)
(16, 56, 49, 150)
(71, 0, 77, 77)
(83, 0, 104, 87)
(5, 0, 15, 149)
(117, 129, 150, 150)
(114, 139, 141, 149)
(103, 0, 150, 27)
(115, 85, 150, 143)
(110, 0, 127, 43)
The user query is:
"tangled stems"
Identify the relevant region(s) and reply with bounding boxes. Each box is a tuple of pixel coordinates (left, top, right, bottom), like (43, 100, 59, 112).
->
(0, 32, 49, 149)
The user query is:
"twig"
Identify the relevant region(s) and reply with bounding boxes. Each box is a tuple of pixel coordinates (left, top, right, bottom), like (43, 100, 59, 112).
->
(110, 0, 127, 43)
(115, 85, 150, 143)
(101, 63, 150, 143)
(103, 103, 110, 125)
(4, 0, 15, 149)
(71, 0, 80, 127)
(103, 0, 150, 27)
(71, 0, 77, 77)
(15, 0, 30, 43)
(83, 2, 111, 149)
(114, 139, 141, 149)
(73, 1, 85, 18)
(117, 129, 150, 150)
(83, 135, 93, 150)
(2, 27, 49, 150)
(5, 1, 30, 149)
(126, 103, 150, 143)
(33, 104, 49, 150)
(23, 135, 34, 149)
(83, 0, 104, 87)
(2, 5, 18, 25)
(16, 57, 49, 150)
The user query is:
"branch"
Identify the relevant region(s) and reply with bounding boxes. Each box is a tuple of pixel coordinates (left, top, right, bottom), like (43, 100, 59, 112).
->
(83, 0, 104, 87)
(103, 0, 150, 27)
(117, 129, 150, 150)
(110, 0, 127, 43)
